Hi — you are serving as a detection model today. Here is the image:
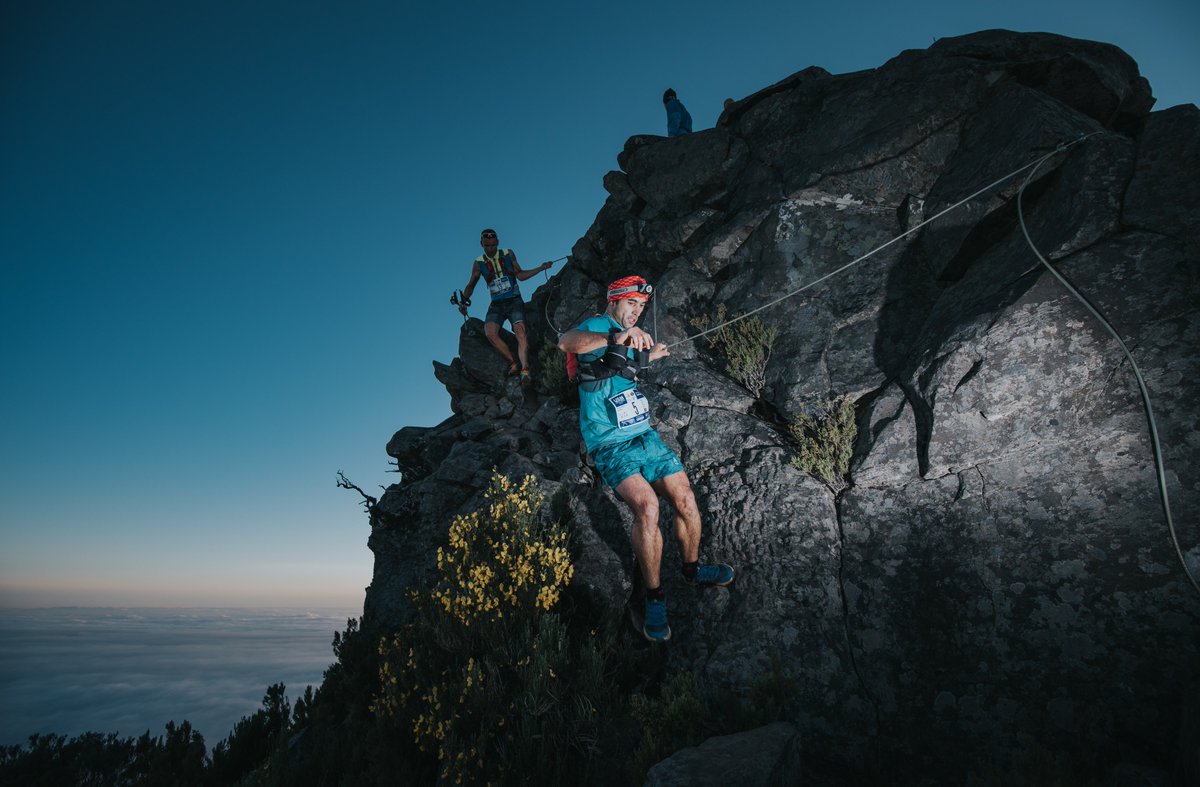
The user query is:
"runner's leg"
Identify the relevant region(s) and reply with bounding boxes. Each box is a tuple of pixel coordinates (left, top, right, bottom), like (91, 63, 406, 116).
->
(513, 320, 529, 370)
(483, 320, 516, 367)
(616, 473, 662, 589)
(652, 471, 701, 564)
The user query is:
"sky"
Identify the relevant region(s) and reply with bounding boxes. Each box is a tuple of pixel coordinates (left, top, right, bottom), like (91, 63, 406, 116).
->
(2, 0, 1197, 609)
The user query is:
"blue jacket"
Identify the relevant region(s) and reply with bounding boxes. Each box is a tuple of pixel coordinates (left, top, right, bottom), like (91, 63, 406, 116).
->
(666, 98, 692, 137)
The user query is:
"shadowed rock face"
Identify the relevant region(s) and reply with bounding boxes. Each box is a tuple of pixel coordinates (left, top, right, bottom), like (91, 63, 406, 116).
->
(369, 30, 1199, 779)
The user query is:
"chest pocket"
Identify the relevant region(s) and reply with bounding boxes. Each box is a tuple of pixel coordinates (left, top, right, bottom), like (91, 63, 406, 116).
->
(608, 390, 649, 429)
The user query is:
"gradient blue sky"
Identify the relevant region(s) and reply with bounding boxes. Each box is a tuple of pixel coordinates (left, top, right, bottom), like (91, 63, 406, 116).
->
(2, 1, 1197, 608)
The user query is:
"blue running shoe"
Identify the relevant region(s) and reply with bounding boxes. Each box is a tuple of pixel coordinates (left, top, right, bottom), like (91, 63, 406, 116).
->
(643, 598, 671, 643)
(691, 563, 735, 586)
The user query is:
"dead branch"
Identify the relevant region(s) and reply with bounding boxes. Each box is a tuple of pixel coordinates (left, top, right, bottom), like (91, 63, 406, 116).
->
(336, 471, 377, 513)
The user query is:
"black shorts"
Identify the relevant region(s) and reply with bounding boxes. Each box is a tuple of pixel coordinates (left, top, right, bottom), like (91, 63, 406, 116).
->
(485, 297, 526, 327)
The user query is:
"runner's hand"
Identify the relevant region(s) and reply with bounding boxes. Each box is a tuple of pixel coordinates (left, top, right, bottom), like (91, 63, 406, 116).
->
(650, 343, 670, 361)
(614, 327, 654, 350)
(458, 305, 468, 316)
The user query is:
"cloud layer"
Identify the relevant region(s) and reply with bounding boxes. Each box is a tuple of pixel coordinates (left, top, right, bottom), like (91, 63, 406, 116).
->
(0, 607, 359, 747)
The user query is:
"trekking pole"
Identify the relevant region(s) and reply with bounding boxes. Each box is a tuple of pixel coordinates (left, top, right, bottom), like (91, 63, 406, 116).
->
(450, 290, 470, 324)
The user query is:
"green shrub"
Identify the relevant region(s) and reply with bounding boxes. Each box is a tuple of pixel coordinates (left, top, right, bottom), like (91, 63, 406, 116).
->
(0, 723, 208, 787)
(712, 656, 797, 732)
(209, 683, 291, 783)
(372, 472, 618, 785)
(262, 618, 411, 786)
(788, 396, 857, 493)
(630, 672, 707, 782)
(691, 304, 778, 398)
(537, 341, 575, 401)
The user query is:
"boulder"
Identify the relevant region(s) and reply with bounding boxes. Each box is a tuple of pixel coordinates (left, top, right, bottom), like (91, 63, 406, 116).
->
(643, 722, 801, 787)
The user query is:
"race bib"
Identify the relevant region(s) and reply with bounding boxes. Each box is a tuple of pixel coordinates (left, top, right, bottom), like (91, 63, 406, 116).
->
(488, 276, 514, 297)
(608, 390, 650, 429)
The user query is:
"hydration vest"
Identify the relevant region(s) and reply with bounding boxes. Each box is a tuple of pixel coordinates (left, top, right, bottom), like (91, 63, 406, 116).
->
(476, 250, 518, 283)
(566, 325, 649, 385)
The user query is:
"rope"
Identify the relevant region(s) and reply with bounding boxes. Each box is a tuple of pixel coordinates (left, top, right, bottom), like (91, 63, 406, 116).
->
(672, 136, 1096, 349)
(523, 131, 1196, 596)
(1015, 146, 1200, 596)
(644, 129, 1197, 596)
(539, 255, 581, 337)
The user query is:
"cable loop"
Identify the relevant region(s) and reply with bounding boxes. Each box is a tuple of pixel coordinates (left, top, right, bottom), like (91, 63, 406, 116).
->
(1015, 137, 1198, 596)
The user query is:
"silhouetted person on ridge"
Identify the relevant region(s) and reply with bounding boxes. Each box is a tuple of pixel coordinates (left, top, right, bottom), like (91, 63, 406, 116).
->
(663, 88, 692, 137)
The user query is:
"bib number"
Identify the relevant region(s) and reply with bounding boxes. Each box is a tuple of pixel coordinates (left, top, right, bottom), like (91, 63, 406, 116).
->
(488, 276, 514, 297)
(608, 390, 649, 429)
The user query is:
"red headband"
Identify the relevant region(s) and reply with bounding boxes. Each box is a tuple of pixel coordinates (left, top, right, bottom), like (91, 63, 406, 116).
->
(607, 276, 652, 302)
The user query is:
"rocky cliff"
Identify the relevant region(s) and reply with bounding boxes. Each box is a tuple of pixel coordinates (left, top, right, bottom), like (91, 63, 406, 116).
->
(370, 30, 1199, 780)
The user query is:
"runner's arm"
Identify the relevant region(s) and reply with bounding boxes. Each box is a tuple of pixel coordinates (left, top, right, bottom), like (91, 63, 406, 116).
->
(461, 265, 481, 300)
(559, 326, 654, 353)
(511, 252, 551, 281)
(459, 266, 481, 314)
(557, 329, 609, 354)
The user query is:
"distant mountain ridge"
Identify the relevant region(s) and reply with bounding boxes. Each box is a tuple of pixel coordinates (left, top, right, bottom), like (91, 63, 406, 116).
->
(370, 30, 1199, 780)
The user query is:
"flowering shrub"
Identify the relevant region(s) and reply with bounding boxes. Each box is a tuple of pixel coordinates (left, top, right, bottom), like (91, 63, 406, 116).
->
(373, 472, 615, 785)
(431, 473, 573, 628)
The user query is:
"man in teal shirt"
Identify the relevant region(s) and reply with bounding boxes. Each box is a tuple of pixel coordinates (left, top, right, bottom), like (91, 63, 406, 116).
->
(558, 275, 734, 643)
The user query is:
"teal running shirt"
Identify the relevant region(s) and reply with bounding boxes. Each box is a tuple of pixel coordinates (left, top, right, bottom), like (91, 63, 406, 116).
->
(575, 314, 653, 451)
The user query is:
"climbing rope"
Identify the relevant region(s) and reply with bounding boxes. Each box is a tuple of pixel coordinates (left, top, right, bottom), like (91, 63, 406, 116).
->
(673, 135, 1097, 348)
(652, 290, 657, 343)
(542, 259, 659, 342)
(1015, 143, 1200, 596)
(539, 256, 591, 337)
(528, 132, 1196, 596)
(650, 129, 1196, 596)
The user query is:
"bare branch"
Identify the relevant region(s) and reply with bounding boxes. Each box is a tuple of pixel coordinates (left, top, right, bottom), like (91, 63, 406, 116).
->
(336, 471, 377, 513)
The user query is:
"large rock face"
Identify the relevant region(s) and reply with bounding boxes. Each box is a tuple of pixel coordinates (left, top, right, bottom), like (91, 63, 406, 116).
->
(368, 30, 1199, 779)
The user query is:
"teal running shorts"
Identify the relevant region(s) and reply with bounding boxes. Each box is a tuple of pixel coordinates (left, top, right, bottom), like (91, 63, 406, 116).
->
(590, 431, 685, 489)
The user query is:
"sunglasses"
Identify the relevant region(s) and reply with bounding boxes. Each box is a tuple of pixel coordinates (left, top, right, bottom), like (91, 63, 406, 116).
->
(481, 232, 497, 239)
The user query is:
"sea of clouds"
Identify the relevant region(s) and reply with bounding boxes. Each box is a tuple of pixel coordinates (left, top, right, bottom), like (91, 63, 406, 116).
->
(0, 606, 359, 748)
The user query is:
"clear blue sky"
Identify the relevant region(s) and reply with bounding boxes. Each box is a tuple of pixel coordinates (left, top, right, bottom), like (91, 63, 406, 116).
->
(2, 0, 1196, 608)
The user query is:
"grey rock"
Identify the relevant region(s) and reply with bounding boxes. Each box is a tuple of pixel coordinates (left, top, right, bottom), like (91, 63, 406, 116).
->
(1178, 682, 1200, 786)
(622, 128, 750, 220)
(1123, 104, 1200, 248)
(364, 30, 1199, 780)
(643, 722, 801, 787)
